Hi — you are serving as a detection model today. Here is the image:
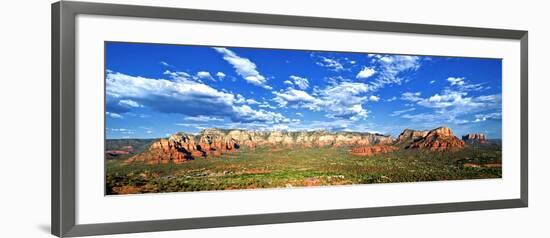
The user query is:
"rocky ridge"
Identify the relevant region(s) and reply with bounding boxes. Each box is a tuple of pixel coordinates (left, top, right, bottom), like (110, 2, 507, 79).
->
(125, 126, 471, 164)
(126, 129, 394, 164)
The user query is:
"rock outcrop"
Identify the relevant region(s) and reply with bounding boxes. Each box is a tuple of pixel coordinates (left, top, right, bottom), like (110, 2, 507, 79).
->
(405, 127, 465, 151)
(126, 129, 394, 164)
(350, 145, 399, 157)
(462, 133, 488, 144)
(395, 129, 429, 145)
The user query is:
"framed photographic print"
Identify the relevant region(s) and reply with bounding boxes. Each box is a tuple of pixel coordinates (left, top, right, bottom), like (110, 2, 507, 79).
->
(52, 1, 528, 237)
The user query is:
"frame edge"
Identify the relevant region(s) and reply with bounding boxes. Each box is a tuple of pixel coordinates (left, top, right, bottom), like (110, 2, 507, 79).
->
(51, 1, 61, 237)
(520, 31, 529, 207)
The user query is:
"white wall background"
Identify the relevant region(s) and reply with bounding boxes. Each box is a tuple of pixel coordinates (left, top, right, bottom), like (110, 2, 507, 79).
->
(0, 0, 546, 237)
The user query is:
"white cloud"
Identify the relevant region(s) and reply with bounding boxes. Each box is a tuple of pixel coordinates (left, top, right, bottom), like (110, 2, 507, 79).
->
(401, 92, 422, 102)
(160, 61, 172, 67)
(106, 71, 287, 124)
(231, 105, 287, 124)
(295, 112, 304, 117)
(283, 80, 293, 85)
(118, 99, 141, 108)
(390, 107, 415, 116)
(386, 96, 397, 102)
(446, 77, 488, 92)
(246, 99, 260, 105)
(196, 71, 213, 80)
(369, 95, 380, 102)
(430, 80, 436, 84)
(447, 77, 465, 86)
(106, 112, 123, 119)
(366, 54, 421, 90)
(474, 112, 502, 122)
(400, 88, 501, 125)
(216, 72, 226, 79)
(289, 75, 309, 90)
(213, 47, 271, 89)
(273, 88, 323, 111)
(356, 67, 376, 79)
(163, 70, 191, 82)
(184, 115, 224, 122)
(109, 128, 135, 134)
(316, 82, 371, 121)
(316, 56, 345, 71)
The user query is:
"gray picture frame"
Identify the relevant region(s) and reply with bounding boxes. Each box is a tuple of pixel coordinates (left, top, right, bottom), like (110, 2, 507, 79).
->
(51, 1, 528, 237)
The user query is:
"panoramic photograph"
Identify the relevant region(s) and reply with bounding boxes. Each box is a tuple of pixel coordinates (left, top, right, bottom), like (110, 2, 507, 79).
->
(105, 42, 502, 195)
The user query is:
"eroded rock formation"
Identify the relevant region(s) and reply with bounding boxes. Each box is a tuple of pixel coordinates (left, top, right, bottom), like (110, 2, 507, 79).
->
(126, 129, 394, 164)
(405, 127, 465, 151)
(462, 133, 488, 144)
(350, 145, 399, 157)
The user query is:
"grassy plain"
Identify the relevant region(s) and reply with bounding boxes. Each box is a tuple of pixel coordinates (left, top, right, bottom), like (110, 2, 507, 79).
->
(106, 144, 501, 195)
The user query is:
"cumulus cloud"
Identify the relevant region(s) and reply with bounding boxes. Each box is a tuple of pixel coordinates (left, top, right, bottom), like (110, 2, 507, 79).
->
(288, 75, 309, 90)
(275, 81, 371, 121)
(366, 54, 421, 90)
(369, 95, 380, 102)
(401, 92, 422, 102)
(356, 67, 376, 79)
(213, 47, 271, 89)
(474, 112, 502, 122)
(316, 56, 345, 71)
(273, 88, 323, 111)
(163, 70, 191, 81)
(447, 77, 487, 92)
(106, 71, 287, 124)
(118, 99, 141, 108)
(386, 96, 397, 102)
(106, 112, 123, 119)
(400, 87, 502, 125)
(216, 72, 226, 79)
(318, 82, 370, 120)
(196, 71, 214, 80)
(447, 77, 465, 86)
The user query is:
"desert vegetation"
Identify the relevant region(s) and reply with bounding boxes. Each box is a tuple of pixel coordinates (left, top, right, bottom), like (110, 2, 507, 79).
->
(106, 127, 501, 195)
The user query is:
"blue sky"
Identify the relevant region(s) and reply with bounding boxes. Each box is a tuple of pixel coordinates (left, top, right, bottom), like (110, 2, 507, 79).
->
(105, 42, 502, 139)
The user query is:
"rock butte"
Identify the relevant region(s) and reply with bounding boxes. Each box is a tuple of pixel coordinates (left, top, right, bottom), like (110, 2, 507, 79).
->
(125, 126, 473, 164)
(462, 133, 488, 144)
(404, 127, 465, 152)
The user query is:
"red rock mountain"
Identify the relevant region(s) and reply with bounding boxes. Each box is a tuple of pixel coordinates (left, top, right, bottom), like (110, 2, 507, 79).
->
(125, 126, 468, 164)
(395, 128, 429, 145)
(350, 145, 398, 156)
(126, 129, 394, 164)
(405, 127, 465, 151)
(462, 133, 488, 144)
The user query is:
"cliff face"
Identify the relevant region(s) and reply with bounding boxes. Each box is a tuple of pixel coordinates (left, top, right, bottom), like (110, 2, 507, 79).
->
(405, 127, 465, 151)
(462, 133, 488, 144)
(126, 129, 394, 164)
(395, 129, 429, 145)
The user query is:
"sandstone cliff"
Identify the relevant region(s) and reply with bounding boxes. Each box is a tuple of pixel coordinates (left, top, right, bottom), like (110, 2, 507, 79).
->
(462, 133, 488, 144)
(405, 127, 465, 151)
(395, 129, 429, 145)
(126, 129, 394, 164)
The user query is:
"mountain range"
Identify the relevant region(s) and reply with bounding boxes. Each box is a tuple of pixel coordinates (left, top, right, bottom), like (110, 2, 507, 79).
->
(122, 126, 489, 165)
